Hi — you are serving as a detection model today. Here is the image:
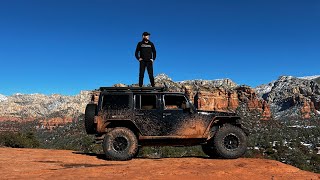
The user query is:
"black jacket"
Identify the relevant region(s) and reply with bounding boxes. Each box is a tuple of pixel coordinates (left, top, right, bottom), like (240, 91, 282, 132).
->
(135, 40, 156, 61)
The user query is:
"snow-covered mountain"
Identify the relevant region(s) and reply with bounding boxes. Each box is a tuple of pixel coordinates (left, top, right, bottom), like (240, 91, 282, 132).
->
(255, 75, 320, 119)
(0, 91, 91, 119)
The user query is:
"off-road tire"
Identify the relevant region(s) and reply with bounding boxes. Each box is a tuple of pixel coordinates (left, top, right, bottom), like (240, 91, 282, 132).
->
(213, 124, 247, 159)
(85, 104, 97, 134)
(103, 127, 138, 161)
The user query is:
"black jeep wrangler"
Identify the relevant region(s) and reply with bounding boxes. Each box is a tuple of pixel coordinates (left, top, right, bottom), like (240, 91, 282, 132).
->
(85, 87, 248, 161)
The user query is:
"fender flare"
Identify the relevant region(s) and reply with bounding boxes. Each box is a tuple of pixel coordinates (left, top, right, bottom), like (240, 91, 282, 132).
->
(203, 116, 248, 139)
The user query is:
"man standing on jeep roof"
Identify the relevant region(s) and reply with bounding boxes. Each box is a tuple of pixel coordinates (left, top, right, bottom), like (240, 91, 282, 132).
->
(135, 32, 157, 87)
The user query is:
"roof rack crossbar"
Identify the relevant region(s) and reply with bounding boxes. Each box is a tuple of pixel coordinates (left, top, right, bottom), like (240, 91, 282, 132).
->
(99, 87, 164, 92)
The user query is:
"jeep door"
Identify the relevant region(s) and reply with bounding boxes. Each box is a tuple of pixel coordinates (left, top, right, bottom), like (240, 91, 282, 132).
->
(161, 94, 197, 136)
(133, 94, 163, 136)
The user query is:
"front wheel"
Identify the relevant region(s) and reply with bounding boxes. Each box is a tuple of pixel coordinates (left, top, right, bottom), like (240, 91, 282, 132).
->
(103, 127, 138, 161)
(213, 124, 247, 159)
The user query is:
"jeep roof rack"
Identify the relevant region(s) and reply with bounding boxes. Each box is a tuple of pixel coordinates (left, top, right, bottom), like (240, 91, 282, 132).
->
(99, 87, 165, 92)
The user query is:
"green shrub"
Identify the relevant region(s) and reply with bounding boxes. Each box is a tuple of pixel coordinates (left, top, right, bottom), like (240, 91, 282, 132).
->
(244, 118, 320, 173)
(36, 116, 101, 153)
(0, 131, 40, 148)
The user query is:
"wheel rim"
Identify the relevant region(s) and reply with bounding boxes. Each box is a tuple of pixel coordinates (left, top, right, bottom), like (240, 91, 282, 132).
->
(223, 134, 239, 150)
(112, 137, 129, 152)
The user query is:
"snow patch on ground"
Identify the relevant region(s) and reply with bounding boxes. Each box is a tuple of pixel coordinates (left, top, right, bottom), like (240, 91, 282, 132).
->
(255, 84, 273, 97)
(288, 125, 316, 129)
(301, 142, 313, 148)
(255, 80, 276, 98)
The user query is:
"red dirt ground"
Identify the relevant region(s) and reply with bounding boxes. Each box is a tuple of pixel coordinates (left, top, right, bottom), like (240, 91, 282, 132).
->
(0, 147, 319, 180)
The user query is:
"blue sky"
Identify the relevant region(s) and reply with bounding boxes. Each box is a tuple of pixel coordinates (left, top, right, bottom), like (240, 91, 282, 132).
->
(0, 0, 319, 95)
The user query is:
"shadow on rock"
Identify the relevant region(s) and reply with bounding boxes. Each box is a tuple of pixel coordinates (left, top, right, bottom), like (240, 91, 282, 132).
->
(73, 151, 217, 160)
(72, 152, 107, 160)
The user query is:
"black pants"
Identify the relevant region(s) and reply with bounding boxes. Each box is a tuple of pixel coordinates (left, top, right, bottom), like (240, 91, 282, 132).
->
(139, 60, 155, 87)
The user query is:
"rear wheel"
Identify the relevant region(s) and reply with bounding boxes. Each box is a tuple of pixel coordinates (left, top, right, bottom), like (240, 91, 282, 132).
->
(85, 104, 97, 134)
(103, 127, 138, 161)
(213, 124, 247, 159)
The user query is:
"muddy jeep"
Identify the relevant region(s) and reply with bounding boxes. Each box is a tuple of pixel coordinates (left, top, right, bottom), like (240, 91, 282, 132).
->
(85, 87, 248, 161)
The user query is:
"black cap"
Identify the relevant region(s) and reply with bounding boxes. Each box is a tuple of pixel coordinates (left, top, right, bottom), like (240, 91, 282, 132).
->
(142, 32, 150, 36)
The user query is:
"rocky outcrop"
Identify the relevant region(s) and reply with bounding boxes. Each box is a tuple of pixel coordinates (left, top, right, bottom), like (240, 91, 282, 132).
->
(256, 76, 320, 120)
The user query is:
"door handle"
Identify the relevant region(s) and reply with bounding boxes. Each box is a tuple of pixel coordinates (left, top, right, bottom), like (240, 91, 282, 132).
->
(163, 113, 171, 116)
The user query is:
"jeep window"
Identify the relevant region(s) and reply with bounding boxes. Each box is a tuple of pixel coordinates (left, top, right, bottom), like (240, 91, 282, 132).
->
(135, 94, 157, 110)
(164, 95, 187, 110)
(102, 94, 129, 110)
